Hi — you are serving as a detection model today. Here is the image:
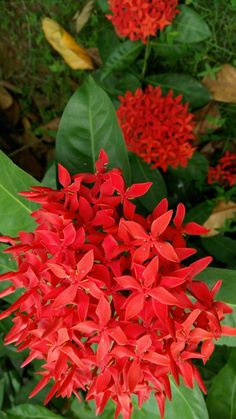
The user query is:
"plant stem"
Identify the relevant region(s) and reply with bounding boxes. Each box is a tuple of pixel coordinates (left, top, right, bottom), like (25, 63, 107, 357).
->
(140, 38, 150, 81)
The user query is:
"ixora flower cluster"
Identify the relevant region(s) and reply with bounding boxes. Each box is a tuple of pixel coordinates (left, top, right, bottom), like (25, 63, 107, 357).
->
(0, 151, 235, 419)
(208, 150, 236, 187)
(107, 0, 179, 43)
(117, 85, 195, 172)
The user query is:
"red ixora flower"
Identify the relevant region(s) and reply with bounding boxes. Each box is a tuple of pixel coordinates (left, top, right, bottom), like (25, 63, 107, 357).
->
(0, 150, 235, 419)
(117, 85, 195, 172)
(107, 0, 179, 43)
(208, 150, 236, 187)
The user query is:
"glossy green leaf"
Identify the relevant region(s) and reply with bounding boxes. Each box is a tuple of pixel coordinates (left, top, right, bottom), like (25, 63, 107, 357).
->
(14, 378, 51, 406)
(218, 311, 236, 346)
(70, 399, 115, 419)
(207, 349, 236, 418)
(184, 201, 215, 224)
(6, 404, 64, 419)
(97, 28, 120, 63)
(0, 152, 39, 236)
(42, 162, 57, 189)
(0, 244, 16, 275)
(172, 153, 208, 183)
(56, 76, 130, 183)
(71, 380, 208, 419)
(129, 153, 167, 211)
(146, 74, 211, 108)
(95, 72, 141, 101)
(173, 6, 212, 43)
(201, 236, 236, 268)
(101, 40, 144, 79)
(197, 268, 236, 306)
(0, 243, 19, 304)
(134, 379, 208, 418)
(97, 0, 109, 13)
(197, 267, 236, 346)
(151, 41, 190, 60)
(0, 379, 4, 410)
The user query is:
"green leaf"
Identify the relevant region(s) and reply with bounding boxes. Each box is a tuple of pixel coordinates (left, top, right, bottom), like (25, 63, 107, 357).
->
(0, 152, 39, 236)
(231, 0, 236, 10)
(0, 243, 19, 304)
(173, 5, 212, 43)
(71, 381, 208, 419)
(6, 404, 64, 419)
(95, 72, 141, 101)
(14, 378, 51, 406)
(97, 0, 109, 13)
(146, 74, 211, 108)
(70, 398, 115, 419)
(201, 236, 236, 267)
(197, 268, 236, 306)
(184, 201, 215, 224)
(197, 268, 236, 346)
(151, 41, 190, 60)
(97, 28, 120, 63)
(101, 40, 144, 79)
(0, 244, 16, 274)
(56, 76, 130, 183)
(42, 162, 57, 189)
(168, 153, 209, 189)
(134, 379, 208, 418)
(207, 349, 236, 418)
(129, 153, 167, 211)
(0, 379, 4, 410)
(218, 311, 236, 347)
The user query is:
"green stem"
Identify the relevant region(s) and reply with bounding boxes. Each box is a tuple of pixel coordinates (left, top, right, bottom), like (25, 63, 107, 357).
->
(208, 42, 236, 56)
(140, 38, 150, 81)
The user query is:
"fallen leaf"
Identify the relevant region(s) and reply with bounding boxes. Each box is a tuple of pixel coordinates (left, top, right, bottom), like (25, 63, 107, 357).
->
(40, 117, 60, 132)
(0, 86, 13, 110)
(0, 80, 22, 94)
(194, 102, 222, 136)
(87, 47, 102, 67)
(42, 17, 94, 70)
(74, 0, 95, 33)
(203, 200, 236, 237)
(203, 64, 236, 103)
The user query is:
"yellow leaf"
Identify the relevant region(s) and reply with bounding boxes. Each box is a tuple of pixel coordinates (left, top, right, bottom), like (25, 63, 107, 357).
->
(203, 200, 236, 237)
(203, 64, 236, 103)
(74, 0, 95, 34)
(42, 18, 94, 70)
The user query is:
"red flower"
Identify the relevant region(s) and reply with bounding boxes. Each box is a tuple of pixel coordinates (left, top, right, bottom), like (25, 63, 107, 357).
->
(0, 150, 235, 419)
(117, 86, 195, 171)
(208, 150, 236, 187)
(107, 0, 179, 43)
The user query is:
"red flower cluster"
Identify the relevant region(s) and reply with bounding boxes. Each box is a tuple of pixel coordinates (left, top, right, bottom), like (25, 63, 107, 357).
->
(117, 86, 195, 172)
(107, 0, 179, 43)
(208, 151, 236, 187)
(0, 151, 235, 419)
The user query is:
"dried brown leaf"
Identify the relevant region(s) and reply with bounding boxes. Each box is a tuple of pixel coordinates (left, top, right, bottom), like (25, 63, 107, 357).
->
(42, 18, 94, 70)
(203, 200, 236, 237)
(87, 47, 102, 67)
(74, 0, 95, 33)
(40, 117, 60, 132)
(194, 102, 222, 136)
(0, 86, 13, 110)
(203, 64, 236, 103)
